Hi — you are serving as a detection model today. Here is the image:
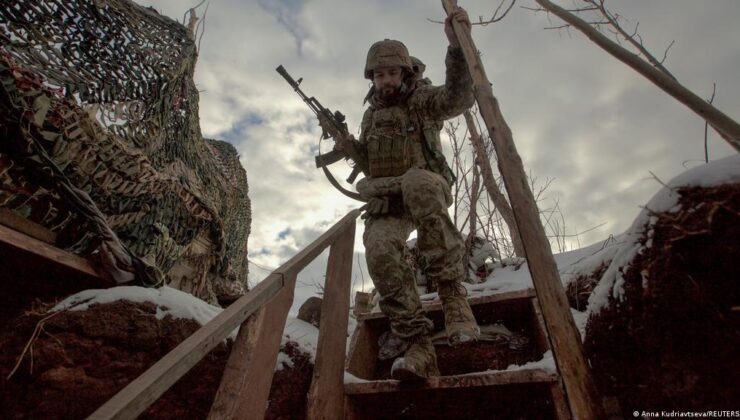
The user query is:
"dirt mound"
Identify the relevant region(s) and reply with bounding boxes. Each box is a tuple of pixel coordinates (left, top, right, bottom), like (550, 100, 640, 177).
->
(585, 184, 740, 415)
(0, 300, 313, 419)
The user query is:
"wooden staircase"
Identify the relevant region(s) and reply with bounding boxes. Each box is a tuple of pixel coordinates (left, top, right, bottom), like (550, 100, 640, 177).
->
(344, 289, 570, 419)
(2, 208, 602, 418)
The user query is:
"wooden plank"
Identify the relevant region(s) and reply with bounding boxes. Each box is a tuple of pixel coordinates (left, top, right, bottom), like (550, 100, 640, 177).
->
(87, 273, 284, 420)
(0, 223, 98, 280)
(306, 222, 356, 419)
(549, 383, 572, 420)
(533, 299, 571, 419)
(344, 368, 558, 395)
(530, 298, 551, 354)
(0, 208, 57, 244)
(441, 1, 604, 417)
(345, 320, 378, 380)
(208, 273, 298, 420)
(357, 288, 535, 321)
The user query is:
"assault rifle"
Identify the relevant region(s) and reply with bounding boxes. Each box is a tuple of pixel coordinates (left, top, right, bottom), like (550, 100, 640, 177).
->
(276, 65, 368, 198)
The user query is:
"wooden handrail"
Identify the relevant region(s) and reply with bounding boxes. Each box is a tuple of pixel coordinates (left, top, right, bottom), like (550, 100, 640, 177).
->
(89, 209, 360, 420)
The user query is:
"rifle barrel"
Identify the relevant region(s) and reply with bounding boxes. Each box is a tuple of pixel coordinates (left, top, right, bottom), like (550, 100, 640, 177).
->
(275, 65, 298, 88)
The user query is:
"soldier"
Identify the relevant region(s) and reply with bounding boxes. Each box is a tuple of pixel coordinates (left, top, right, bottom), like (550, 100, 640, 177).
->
(353, 6, 479, 381)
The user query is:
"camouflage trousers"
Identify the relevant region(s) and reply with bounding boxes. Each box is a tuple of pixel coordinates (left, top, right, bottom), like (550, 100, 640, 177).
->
(363, 168, 467, 339)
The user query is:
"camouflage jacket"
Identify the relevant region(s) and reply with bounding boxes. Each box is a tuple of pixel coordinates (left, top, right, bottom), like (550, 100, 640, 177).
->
(357, 46, 474, 182)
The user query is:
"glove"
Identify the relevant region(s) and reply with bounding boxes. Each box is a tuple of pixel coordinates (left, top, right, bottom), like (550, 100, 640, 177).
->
(357, 176, 403, 200)
(360, 196, 390, 219)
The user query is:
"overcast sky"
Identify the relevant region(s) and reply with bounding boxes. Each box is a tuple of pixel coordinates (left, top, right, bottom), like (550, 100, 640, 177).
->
(136, 0, 739, 312)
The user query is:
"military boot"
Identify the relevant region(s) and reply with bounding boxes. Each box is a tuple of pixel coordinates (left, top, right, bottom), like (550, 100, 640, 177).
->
(438, 281, 480, 346)
(390, 335, 440, 382)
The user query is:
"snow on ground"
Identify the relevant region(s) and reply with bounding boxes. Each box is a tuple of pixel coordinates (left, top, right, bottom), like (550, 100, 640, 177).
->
(417, 235, 623, 308)
(51, 285, 223, 326)
(505, 350, 555, 373)
(281, 317, 319, 360)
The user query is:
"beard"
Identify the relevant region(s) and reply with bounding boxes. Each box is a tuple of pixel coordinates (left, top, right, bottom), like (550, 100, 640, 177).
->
(377, 84, 402, 100)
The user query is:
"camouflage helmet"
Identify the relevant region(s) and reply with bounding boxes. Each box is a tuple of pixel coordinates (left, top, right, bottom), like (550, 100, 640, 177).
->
(364, 39, 413, 80)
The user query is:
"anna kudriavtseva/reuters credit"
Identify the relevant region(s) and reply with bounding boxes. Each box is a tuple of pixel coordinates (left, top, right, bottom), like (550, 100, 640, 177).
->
(634, 410, 740, 418)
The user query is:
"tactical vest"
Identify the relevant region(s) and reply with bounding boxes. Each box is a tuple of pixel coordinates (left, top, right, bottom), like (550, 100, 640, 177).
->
(362, 100, 453, 183)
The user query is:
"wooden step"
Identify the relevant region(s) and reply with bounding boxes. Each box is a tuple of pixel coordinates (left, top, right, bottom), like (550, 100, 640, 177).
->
(345, 368, 557, 395)
(345, 289, 572, 419)
(348, 290, 547, 381)
(344, 369, 566, 420)
(357, 288, 536, 321)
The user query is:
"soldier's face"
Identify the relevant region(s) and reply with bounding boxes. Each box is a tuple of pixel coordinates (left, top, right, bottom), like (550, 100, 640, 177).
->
(373, 66, 403, 99)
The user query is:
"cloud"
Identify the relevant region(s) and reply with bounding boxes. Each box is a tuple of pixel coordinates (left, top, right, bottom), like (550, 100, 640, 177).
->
(139, 0, 740, 312)
(257, 0, 310, 55)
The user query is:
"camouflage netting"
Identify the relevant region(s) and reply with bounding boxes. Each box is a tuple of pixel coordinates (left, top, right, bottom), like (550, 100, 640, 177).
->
(0, 0, 251, 304)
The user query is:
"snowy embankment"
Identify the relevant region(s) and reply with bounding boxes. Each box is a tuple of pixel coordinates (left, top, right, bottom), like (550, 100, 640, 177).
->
(52, 286, 320, 371)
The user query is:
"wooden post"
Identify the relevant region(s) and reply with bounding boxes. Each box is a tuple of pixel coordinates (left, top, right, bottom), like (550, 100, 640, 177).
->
(306, 219, 356, 419)
(208, 273, 298, 420)
(206, 308, 265, 418)
(441, 1, 603, 418)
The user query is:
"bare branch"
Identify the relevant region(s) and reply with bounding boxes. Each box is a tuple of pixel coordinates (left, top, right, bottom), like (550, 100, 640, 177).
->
(704, 82, 717, 163)
(659, 40, 675, 65)
(429, 0, 517, 26)
(530, 0, 740, 152)
(476, 0, 517, 25)
(588, 0, 677, 79)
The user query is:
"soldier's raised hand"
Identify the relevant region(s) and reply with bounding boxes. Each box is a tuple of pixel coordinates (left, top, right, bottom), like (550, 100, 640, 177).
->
(445, 6, 471, 48)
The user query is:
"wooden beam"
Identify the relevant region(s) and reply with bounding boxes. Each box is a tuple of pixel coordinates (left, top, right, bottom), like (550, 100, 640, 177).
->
(441, 1, 604, 417)
(529, 298, 551, 354)
(208, 273, 298, 420)
(344, 368, 558, 395)
(0, 223, 98, 280)
(0, 208, 56, 244)
(549, 383, 572, 420)
(87, 273, 284, 420)
(307, 222, 356, 419)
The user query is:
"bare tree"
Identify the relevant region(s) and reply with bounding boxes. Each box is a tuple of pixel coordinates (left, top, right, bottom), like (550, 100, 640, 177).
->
(527, 0, 740, 153)
(463, 109, 525, 257)
(466, 144, 481, 256)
